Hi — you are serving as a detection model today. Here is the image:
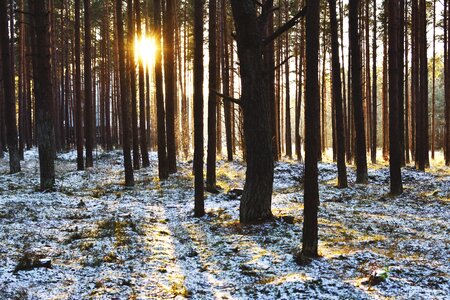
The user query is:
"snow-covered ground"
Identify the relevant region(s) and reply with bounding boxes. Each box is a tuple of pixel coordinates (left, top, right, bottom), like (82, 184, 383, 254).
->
(0, 148, 449, 299)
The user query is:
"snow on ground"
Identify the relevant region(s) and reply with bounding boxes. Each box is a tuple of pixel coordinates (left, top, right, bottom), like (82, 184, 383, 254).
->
(0, 148, 449, 299)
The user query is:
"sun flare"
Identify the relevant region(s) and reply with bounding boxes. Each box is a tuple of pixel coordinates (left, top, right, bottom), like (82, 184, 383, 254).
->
(134, 36, 157, 67)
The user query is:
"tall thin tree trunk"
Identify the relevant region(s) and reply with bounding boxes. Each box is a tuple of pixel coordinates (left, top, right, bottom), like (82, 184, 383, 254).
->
(329, 0, 348, 188)
(154, 0, 169, 180)
(164, 0, 177, 173)
(349, 0, 368, 183)
(388, 0, 403, 195)
(301, 0, 320, 259)
(206, 0, 217, 192)
(371, 0, 377, 164)
(193, 0, 205, 217)
(84, 0, 93, 168)
(116, 0, 134, 186)
(0, 0, 21, 173)
(135, 0, 149, 167)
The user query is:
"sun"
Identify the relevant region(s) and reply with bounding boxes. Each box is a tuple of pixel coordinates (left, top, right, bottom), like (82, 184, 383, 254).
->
(134, 36, 157, 67)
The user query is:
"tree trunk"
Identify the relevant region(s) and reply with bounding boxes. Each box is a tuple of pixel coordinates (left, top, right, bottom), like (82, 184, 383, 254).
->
(164, 0, 177, 173)
(388, 0, 403, 195)
(116, 0, 134, 186)
(329, 0, 348, 188)
(154, 0, 169, 180)
(371, 0, 377, 164)
(193, 0, 205, 217)
(206, 0, 217, 192)
(349, 0, 368, 183)
(301, 0, 320, 258)
(30, 0, 56, 190)
(74, 0, 83, 170)
(0, 0, 21, 173)
(135, 0, 149, 167)
(230, 0, 274, 223)
(84, 0, 93, 168)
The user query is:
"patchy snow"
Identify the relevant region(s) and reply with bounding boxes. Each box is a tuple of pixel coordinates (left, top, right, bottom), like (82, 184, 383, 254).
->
(0, 149, 449, 299)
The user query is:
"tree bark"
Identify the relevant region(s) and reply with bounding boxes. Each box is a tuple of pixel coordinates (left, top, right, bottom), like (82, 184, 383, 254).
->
(349, 0, 368, 183)
(0, 0, 21, 173)
(206, 0, 218, 192)
(388, 0, 403, 195)
(329, 0, 348, 188)
(230, 0, 274, 223)
(29, 0, 56, 190)
(116, 0, 134, 186)
(154, 0, 169, 180)
(193, 0, 205, 217)
(164, 0, 177, 173)
(84, 0, 93, 168)
(301, 0, 320, 258)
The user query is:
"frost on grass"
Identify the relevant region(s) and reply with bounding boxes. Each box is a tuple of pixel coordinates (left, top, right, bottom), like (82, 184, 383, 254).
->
(0, 149, 449, 299)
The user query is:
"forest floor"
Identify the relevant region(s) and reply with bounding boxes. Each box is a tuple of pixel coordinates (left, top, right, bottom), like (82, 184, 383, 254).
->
(0, 148, 449, 300)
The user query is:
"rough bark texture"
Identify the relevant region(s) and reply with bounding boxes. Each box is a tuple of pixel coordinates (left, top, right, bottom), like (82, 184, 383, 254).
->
(329, 0, 348, 189)
(301, 0, 320, 258)
(74, 0, 83, 170)
(135, 0, 150, 167)
(30, 0, 56, 190)
(349, 0, 368, 184)
(83, 0, 93, 168)
(127, 0, 140, 170)
(193, 0, 205, 217)
(154, 0, 169, 180)
(230, 0, 274, 224)
(388, 0, 403, 195)
(164, 0, 177, 174)
(206, 0, 217, 192)
(116, 0, 134, 186)
(0, 0, 21, 173)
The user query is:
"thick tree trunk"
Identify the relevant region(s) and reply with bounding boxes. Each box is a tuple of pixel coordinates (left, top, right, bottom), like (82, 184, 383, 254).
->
(349, 0, 368, 183)
(230, 0, 274, 223)
(0, 0, 21, 173)
(30, 0, 56, 190)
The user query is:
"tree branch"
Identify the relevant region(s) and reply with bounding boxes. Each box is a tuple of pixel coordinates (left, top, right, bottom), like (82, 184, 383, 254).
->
(211, 89, 242, 106)
(263, 6, 307, 46)
(274, 55, 294, 70)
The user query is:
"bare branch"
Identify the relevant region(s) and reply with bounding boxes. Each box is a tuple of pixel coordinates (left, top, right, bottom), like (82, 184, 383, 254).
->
(263, 6, 307, 46)
(211, 89, 242, 106)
